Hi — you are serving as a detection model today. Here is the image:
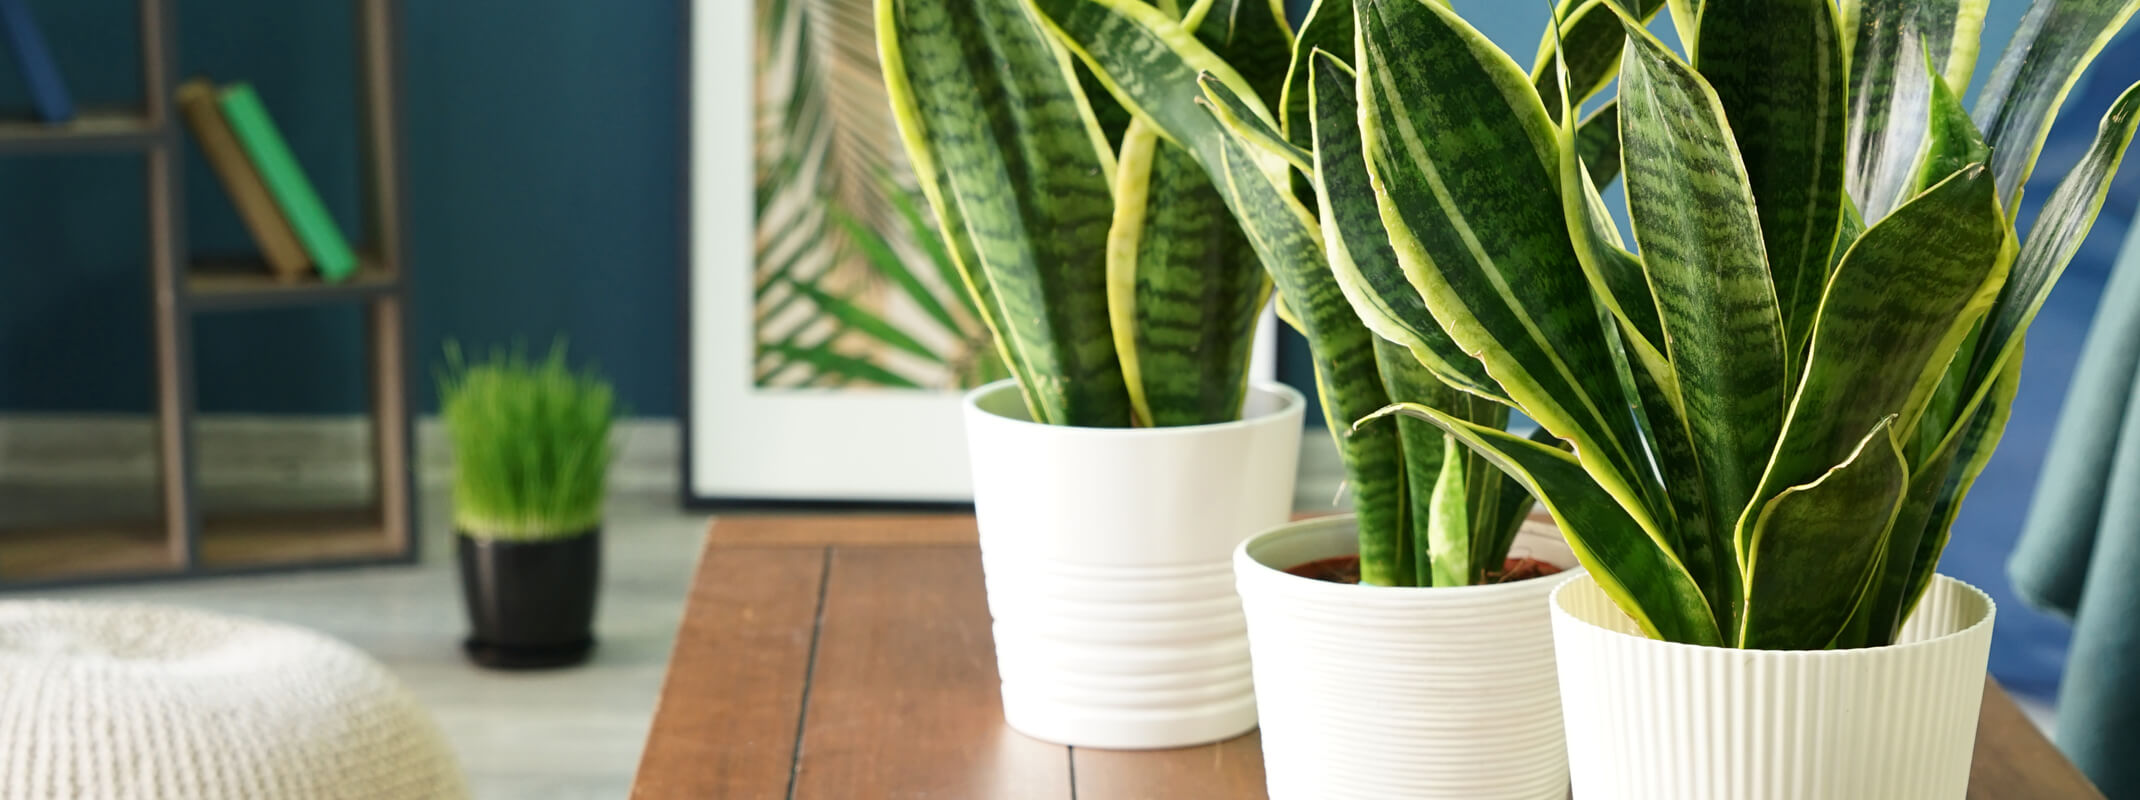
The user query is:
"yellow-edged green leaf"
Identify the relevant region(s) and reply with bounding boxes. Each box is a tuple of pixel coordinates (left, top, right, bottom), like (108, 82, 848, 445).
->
(1843, 0, 1992, 222)
(1966, 81, 2140, 417)
(1030, 0, 1282, 183)
(1367, 402, 1724, 646)
(1911, 68, 1994, 196)
(1973, 0, 2140, 214)
(879, 0, 1130, 425)
(1532, 0, 1669, 118)
(1373, 336, 1449, 587)
(1668, 0, 1702, 50)
(1215, 134, 1409, 585)
(1693, 0, 1848, 359)
(1618, 19, 1789, 535)
(1740, 416, 1908, 649)
(1427, 431, 1472, 588)
(1356, 0, 1658, 528)
(1307, 51, 1506, 404)
(1748, 166, 2007, 554)
(1200, 74, 1313, 174)
(1281, 0, 1355, 148)
(1184, 0, 1293, 110)
(1845, 340, 2022, 647)
(1107, 120, 1268, 426)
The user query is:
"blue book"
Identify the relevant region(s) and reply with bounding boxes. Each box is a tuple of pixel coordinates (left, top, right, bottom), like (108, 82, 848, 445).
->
(0, 0, 72, 123)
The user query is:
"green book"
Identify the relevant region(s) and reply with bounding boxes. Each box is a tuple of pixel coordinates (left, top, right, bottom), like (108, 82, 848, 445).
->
(217, 83, 357, 282)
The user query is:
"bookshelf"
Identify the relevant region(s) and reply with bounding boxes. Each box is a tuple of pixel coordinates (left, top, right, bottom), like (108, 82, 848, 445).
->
(0, 0, 414, 588)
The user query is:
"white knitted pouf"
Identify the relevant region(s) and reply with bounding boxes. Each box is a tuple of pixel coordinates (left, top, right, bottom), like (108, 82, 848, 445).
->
(0, 602, 467, 800)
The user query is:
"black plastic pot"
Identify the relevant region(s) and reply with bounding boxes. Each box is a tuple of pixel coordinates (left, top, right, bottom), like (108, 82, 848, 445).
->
(457, 528, 600, 669)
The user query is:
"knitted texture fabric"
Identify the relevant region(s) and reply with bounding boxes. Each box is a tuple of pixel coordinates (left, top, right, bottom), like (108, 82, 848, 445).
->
(0, 602, 467, 799)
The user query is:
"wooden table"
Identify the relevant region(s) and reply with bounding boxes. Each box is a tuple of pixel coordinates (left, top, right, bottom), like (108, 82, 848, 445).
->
(631, 515, 2104, 799)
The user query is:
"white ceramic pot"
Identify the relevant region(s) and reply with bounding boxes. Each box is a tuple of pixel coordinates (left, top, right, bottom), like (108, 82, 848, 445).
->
(1551, 573, 1997, 799)
(964, 379, 1304, 749)
(1234, 513, 1582, 800)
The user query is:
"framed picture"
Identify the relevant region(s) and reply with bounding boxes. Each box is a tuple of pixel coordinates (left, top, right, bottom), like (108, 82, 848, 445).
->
(683, 0, 1275, 506)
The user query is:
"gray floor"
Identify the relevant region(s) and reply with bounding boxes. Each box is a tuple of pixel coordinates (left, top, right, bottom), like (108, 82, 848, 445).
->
(39, 483, 710, 800)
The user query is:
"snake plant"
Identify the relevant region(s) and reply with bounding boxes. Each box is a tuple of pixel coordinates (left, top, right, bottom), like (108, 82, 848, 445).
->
(881, 0, 1536, 586)
(875, 0, 1271, 428)
(1037, 0, 2140, 646)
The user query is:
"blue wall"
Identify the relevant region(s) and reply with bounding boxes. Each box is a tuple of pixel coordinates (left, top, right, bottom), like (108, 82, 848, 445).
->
(0, 0, 681, 415)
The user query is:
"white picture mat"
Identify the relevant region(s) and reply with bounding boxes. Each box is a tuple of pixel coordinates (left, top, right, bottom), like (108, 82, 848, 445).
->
(687, 0, 1276, 503)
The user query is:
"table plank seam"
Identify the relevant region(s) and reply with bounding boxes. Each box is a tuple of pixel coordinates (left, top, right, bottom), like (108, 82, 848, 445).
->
(784, 546, 833, 800)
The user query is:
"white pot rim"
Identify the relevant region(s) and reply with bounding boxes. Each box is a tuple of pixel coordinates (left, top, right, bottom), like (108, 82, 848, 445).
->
(963, 378, 1306, 436)
(1237, 513, 1582, 602)
(1549, 572, 1998, 656)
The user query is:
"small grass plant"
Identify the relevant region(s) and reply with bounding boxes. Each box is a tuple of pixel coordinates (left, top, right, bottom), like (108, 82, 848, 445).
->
(439, 341, 616, 542)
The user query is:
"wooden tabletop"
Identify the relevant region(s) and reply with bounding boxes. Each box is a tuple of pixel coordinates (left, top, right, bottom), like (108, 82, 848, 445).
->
(631, 515, 2103, 799)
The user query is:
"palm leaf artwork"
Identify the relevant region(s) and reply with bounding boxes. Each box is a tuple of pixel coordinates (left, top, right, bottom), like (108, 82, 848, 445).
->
(1026, 0, 2140, 648)
(753, 0, 1005, 391)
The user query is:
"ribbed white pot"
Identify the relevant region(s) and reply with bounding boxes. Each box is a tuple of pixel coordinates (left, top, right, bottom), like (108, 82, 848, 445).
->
(1552, 573, 1997, 799)
(1234, 514, 1582, 800)
(964, 379, 1304, 749)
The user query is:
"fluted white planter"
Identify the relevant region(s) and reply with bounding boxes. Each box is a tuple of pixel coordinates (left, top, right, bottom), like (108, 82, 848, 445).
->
(964, 379, 1304, 749)
(1234, 514, 1582, 800)
(1551, 573, 1997, 799)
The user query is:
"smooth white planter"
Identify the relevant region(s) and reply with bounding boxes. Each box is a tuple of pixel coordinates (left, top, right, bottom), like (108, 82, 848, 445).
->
(964, 379, 1304, 749)
(1551, 573, 1997, 799)
(1234, 514, 1582, 799)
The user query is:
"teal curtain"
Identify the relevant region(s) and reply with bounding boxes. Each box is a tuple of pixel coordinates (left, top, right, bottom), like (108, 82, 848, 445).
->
(2014, 218, 2140, 797)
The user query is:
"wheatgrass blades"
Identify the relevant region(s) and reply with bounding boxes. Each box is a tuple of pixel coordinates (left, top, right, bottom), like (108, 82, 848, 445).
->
(438, 341, 617, 541)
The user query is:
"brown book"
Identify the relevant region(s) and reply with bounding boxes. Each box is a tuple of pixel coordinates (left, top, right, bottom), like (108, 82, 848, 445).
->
(176, 78, 309, 281)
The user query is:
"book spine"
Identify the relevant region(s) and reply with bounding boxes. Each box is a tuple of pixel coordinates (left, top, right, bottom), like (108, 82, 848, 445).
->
(0, 0, 75, 123)
(216, 83, 357, 282)
(177, 79, 311, 280)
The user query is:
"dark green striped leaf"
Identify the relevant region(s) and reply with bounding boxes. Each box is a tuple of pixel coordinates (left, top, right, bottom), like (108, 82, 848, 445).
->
(1187, 0, 1294, 110)
(879, 0, 1130, 425)
(1573, 101, 1622, 185)
(1740, 417, 1908, 649)
(1201, 74, 1313, 174)
(1281, 0, 1355, 148)
(1215, 135, 1408, 585)
(1973, 0, 2140, 214)
(1842, 0, 1993, 222)
(1367, 402, 1724, 646)
(1749, 166, 2006, 549)
(1356, 0, 1657, 523)
(1532, 0, 1669, 119)
(1373, 336, 1451, 587)
(1307, 51, 1506, 404)
(1693, 0, 1848, 359)
(1844, 340, 2021, 647)
(1911, 68, 1993, 196)
(1107, 120, 1267, 426)
(1618, 20, 1788, 532)
(1030, 0, 1281, 181)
